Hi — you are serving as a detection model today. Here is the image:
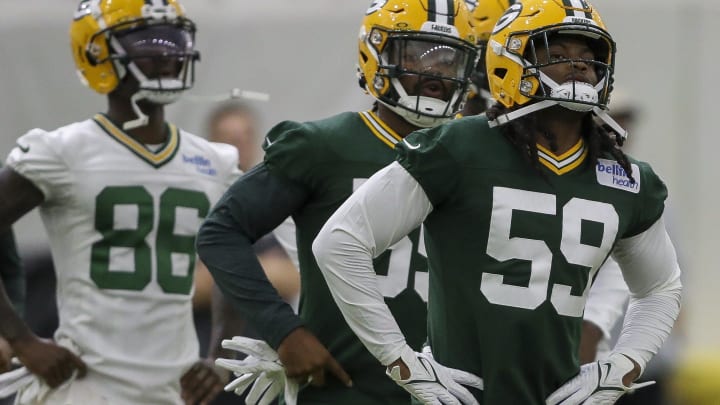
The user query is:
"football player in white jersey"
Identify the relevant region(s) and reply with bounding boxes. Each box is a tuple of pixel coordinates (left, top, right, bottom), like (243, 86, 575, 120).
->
(0, 0, 238, 403)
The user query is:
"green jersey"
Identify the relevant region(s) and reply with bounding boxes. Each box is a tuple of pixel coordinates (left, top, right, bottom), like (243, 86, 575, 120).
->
(264, 111, 428, 403)
(395, 114, 667, 404)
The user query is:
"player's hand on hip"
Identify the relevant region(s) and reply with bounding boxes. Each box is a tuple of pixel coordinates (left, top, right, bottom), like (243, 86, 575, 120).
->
(216, 336, 299, 405)
(546, 352, 654, 405)
(387, 345, 483, 405)
(277, 327, 352, 388)
(11, 336, 86, 388)
(180, 358, 224, 405)
(0, 337, 13, 373)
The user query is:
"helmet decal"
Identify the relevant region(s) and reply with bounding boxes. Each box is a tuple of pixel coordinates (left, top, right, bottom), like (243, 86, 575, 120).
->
(492, 3, 522, 35)
(485, 0, 616, 124)
(366, 0, 388, 15)
(561, 0, 593, 18)
(427, 0, 456, 25)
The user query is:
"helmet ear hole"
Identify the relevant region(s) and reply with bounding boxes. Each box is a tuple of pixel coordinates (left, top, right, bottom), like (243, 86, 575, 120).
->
(493, 68, 507, 79)
(85, 50, 98, 66)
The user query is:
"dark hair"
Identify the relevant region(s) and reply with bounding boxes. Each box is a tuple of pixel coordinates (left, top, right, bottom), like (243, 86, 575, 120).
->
(485, 103, 635, 183)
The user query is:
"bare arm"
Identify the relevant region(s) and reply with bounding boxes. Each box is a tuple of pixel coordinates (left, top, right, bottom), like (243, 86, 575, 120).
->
(0, 167, 43, 232)
(0, 167, 42, 342)
(0, 167, 86, 386)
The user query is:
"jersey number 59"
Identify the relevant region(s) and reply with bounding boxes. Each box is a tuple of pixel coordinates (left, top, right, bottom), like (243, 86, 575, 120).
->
(484, 187, 619, 316)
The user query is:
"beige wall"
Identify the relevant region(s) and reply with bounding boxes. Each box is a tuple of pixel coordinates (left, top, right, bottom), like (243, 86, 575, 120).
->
(1, 0, 717, 351)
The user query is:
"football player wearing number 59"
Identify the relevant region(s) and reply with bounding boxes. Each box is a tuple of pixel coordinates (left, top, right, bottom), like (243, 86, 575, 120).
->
(0, 0, 236, 403)
(197, 1, 481, 403)
(313, 0, 682, 404)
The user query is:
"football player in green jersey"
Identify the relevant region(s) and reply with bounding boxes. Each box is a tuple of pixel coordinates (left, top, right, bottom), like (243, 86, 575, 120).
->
(462, 0, 632, 367)
(196, 1, 483, 403)
(314, 0, 682, 404)
(0, 1, 228, 403)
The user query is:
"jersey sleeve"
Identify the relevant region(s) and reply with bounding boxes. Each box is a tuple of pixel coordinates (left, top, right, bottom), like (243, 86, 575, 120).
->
(626, 161, 668, 237)
(5, 128, 72, 203)
(394, 125, 463, 207)
(583, 257, 629, 339)
(263, 121, 324, 188)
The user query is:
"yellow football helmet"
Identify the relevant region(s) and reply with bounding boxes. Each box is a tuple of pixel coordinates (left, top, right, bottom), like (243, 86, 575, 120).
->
(70, 0, 198, 101)
(467, 0, 514, 43)
(358, 0, 478, 127)
(465, 0, 516, 108)
(485, 0, 616, 123)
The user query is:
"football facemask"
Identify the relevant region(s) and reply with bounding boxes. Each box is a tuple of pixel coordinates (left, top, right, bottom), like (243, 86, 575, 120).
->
(113, 24, 198, 105)
(378, 35, 476, 127)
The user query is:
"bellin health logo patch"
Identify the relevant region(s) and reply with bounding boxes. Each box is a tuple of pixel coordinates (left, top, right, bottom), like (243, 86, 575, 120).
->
(595, 158, 640, 193)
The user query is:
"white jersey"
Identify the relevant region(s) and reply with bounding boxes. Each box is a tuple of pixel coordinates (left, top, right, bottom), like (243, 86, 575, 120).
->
(6, 114, 240, 404)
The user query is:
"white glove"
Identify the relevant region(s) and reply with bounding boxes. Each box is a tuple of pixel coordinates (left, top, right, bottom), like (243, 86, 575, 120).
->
(0, 357, 75, 404)
(387, 345, 483, 405)
(546, 353, 655, 405)
(215, 336, 298, 405)
(0, 361, 33, 399)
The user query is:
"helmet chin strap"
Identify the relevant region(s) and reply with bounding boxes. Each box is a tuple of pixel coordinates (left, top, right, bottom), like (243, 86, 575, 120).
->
(122, 92, 150, 130)
(488, 73, 607, 127)
(593, 107, 628, 141)
(121, 64, 185, 130)
(479, 88, 494, 110)
(488, 99, 557, 127)
(109, 36, 186, 130)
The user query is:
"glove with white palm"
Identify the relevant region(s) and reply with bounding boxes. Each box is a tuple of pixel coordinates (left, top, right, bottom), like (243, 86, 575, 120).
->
(546, 352, 655, 405)
(387, 345, 483, 405)
(215, 337, 298, 405)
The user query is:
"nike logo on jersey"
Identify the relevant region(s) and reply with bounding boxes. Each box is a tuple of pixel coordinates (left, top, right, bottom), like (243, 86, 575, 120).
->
(403, 139, 422, 150)
(264, 137, 274, 148)
(16, 143, 30, 153)
(596, 159, 640, 194)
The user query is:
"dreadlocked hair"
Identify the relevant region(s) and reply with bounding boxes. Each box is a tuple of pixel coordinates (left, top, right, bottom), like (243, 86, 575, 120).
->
(485, 102, 635, 183)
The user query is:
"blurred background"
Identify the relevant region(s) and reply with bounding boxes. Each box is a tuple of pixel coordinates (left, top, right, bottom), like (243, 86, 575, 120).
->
(1, 0, 718, 403)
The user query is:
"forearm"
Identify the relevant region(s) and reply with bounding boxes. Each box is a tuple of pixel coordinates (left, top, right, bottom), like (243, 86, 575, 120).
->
(583, 257, 628, 340)
(613, 284, 681, 373)
(314, 225, 408, 365)
(314, 162, 433, 365)
(198, 217, 302, 350)
(197, 164, 308, 349)
(578, 321, 604, 364)
(611, 215, 682, 373)
(0, 230, 24, 316)
(0, 280, 33, 344)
